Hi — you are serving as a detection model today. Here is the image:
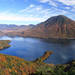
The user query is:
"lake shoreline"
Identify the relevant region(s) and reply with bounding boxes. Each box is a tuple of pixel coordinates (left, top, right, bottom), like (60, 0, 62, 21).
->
(0, 36, 75, 64)
(0, 35, 75, 40)
(0, 51, 74, 75)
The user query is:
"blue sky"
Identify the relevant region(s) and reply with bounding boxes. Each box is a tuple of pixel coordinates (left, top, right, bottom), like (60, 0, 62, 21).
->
(0, 0, 75, 25)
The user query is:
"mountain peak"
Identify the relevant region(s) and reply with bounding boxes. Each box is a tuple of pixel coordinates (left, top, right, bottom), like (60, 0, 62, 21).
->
(36, 15, 75, 36)
(55, 15, 69, 20)
(56, 15, 66, 18)
(44, 15, 72, 26)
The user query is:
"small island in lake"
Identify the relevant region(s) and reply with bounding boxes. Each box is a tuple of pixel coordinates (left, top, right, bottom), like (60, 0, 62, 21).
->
(0, 40, 11, 50)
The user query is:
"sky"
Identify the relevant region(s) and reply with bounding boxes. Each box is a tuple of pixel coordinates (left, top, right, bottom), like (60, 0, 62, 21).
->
(0, 0, 75, 25)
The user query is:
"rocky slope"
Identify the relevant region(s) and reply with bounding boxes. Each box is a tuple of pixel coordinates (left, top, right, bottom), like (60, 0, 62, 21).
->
(23, 15, 75, 39)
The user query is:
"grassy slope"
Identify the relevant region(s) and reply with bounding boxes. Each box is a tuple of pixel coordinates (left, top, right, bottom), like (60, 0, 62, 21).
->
(0, 53, 54, 75)
(0, 52, 74, 75)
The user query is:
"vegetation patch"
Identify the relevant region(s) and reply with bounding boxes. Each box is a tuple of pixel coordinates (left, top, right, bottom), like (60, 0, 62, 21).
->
(0, 40, 11, 50)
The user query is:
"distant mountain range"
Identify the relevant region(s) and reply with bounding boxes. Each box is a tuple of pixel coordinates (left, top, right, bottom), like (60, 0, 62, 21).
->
(0, 15, 75, 39)
(0, 24, 34, 29)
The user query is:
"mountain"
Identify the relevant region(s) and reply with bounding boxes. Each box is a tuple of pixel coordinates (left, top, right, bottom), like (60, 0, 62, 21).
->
(21, 15, 75, 39)
(0, 31, 5, 36)
(0, 24, 35, 36)
(0, 24, 35, 30)
(0, 15, 75, 39)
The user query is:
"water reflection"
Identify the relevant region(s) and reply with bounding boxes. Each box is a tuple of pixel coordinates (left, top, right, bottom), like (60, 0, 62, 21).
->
(0, 36, 75, 64)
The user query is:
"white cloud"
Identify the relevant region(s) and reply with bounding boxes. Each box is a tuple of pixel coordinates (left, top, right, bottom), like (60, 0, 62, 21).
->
(19, 4, 53, 20)
(0, 3, 74, 25)
(56, 0, 75, 12)
(39, 0, 75, 6)
(19, 4, 43, 13)
(38, 0, 75, 14)
(19, 4, 35, 13)
(58, 0, 75, 6)
(0, 0, 16, 2)
(19, 4, 70, 22)
(39, 0, 57, 7)
(0, 11, 44, 23)
(65, 7, 71, 10)
(39, 0, 49, 3)
(29, 4, 35, 8)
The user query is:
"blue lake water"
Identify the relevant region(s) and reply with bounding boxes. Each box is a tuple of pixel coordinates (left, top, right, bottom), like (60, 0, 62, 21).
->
(0, 36, 75, 64)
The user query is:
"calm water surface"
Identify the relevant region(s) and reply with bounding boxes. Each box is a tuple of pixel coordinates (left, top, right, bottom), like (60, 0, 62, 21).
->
(0, 36, 75, 64)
